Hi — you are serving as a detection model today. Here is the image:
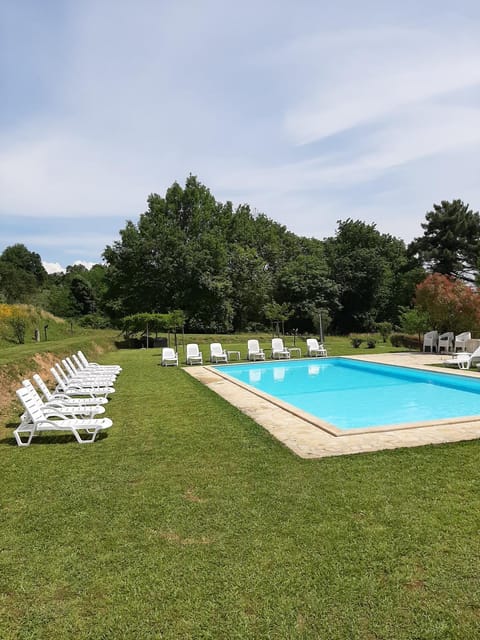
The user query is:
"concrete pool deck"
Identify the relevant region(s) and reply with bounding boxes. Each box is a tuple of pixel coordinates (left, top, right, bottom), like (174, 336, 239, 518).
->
(184, 353, 480, 458)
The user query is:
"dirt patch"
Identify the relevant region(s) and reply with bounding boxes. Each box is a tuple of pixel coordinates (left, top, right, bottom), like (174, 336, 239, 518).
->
(0, 352, 61, 426)
(183, 488, 207, 503)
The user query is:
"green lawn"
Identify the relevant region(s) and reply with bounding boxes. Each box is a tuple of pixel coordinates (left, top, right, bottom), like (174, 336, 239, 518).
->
(1, 347, 480, 638)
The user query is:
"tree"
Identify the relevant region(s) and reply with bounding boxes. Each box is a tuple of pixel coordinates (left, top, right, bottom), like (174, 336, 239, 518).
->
(0, 261, 38, 303)
(0, 244, 48, 304)
(325, 220, 418, 332)
(414, 273, 480, 334)
(408, 199, 480, 283)
(263, 301, 293, 336)
(275, 239, 340, 332)
(0, 244, 47, 285)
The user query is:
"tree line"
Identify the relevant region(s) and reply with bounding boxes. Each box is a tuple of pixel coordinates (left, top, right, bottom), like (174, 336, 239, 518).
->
(2, 175, 480, 335)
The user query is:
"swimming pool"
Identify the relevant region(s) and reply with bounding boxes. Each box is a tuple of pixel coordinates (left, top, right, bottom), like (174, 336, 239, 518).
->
(214, 358, 480, 432)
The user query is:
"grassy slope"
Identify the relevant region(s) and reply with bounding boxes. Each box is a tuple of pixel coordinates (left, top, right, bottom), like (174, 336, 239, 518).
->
(1, 348, 479, 639)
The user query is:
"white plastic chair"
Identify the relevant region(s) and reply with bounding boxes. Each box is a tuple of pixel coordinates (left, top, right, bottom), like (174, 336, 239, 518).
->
(186, 344, 203, 365)
(247, 339, 265, 361)
(455, 332, 471, 352)
(306, 338, 328, 357)
(423, 331, 439, 352)
(210, 343, 228, 363)
(438, 332, 454, 353)
(14, 387, 112, 447)
(161, 347, 178, 366)
(271, 338, 290, 359)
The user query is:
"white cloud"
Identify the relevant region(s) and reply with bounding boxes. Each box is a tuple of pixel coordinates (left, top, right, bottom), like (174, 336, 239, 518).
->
(283, 28, 480, 144)
(42, 261, 65, 274)
(72, 260, 96, 270)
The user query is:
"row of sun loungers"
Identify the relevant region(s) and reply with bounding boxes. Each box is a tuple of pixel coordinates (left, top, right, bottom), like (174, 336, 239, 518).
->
(162, 338, 328, 366)
(14, 350, 121, 447)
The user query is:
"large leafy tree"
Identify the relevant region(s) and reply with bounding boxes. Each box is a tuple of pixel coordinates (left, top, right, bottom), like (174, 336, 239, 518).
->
(325, 220, 420, 332)
(0, 244, 48, 303)
(408, 199, 480, 283)
(275, 238, 340, 332)
(0, 243, 47, 285)
(103, 176, 235, 329)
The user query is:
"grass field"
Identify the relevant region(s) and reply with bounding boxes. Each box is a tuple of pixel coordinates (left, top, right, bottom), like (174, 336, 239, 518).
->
(1, 343, 480, 638)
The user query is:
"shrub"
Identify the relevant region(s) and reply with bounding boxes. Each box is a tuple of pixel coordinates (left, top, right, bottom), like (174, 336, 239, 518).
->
(79, 314, 110, 329)
(390, 333, 420, 349)
(8, 314, 27, 344)
(351, 338, 363, 348)
(366, 339, 376, 349)
(375, 321, 393, 342)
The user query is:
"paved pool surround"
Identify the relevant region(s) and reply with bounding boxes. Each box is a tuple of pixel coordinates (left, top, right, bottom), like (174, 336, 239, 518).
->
(184, 353, 480, 458)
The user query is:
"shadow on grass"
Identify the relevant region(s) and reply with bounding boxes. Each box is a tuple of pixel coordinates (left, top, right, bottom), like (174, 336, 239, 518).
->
(0, 431, 110, 447)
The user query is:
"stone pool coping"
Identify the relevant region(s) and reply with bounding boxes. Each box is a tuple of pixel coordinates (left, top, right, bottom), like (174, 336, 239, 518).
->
(184, 353, 480, 458)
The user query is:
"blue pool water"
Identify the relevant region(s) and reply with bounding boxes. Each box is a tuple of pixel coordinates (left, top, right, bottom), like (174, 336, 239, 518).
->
(215, 358, 480, 430)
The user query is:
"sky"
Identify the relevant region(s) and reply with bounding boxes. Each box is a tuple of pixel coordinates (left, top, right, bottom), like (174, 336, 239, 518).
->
(2, 0, 480, 273)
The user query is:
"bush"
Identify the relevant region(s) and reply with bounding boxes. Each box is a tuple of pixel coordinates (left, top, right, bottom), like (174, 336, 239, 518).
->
(8, 314, 27, 344)
(390, 333, 420, 349)
(351, 338, 363, 348)
(375, 322, 393, 342)
(367, 339, 376, 349)
(79, 314, 110, 329)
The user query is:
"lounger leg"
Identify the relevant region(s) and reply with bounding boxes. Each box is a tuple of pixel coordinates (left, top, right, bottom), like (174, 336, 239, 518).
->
(14, 423, 36, 446)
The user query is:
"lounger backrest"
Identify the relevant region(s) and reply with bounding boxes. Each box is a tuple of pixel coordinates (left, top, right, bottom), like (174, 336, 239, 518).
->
(51, 367, 66, 389)
(306, 338, 319, 350)
(248, 340, 260, 351)
(63, 359, 76, 376)
(22, 380, 45, 406)
(210, 343, 223, 356)
(470, 345, 480, 359)
(33, 374, 53, 401)
(163, 348, 176, 358)
(77, 351, 89, 367)
(272, 338, 285, 351)
(73, 354, 85, 370)
(16, 387, 45, 422)
(187, 344, 199, 356)
(55, 363, 69, 383)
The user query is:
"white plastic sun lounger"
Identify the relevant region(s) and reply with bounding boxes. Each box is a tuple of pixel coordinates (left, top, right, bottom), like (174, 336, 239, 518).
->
(443, 346, 480, 370)
(51, 367, 115, 398)
(306, 338, 328, 357)
(22, 380, 106, 418)
(62, 359, 116, 384)
(56, 361, 114, 387)
(247, 339, 265, 361)
(210, 343, 228, 363)
(33, 373, 109, 406)
(161, 347, 179, 366)
(77, 350, 122, 373)
(15, 387, 112, 446)
(271, 338, 291, 359)
(186, 344, 203, 365)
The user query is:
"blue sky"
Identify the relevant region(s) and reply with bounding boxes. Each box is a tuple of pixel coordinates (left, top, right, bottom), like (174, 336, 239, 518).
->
(2, 1, 480, 273)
